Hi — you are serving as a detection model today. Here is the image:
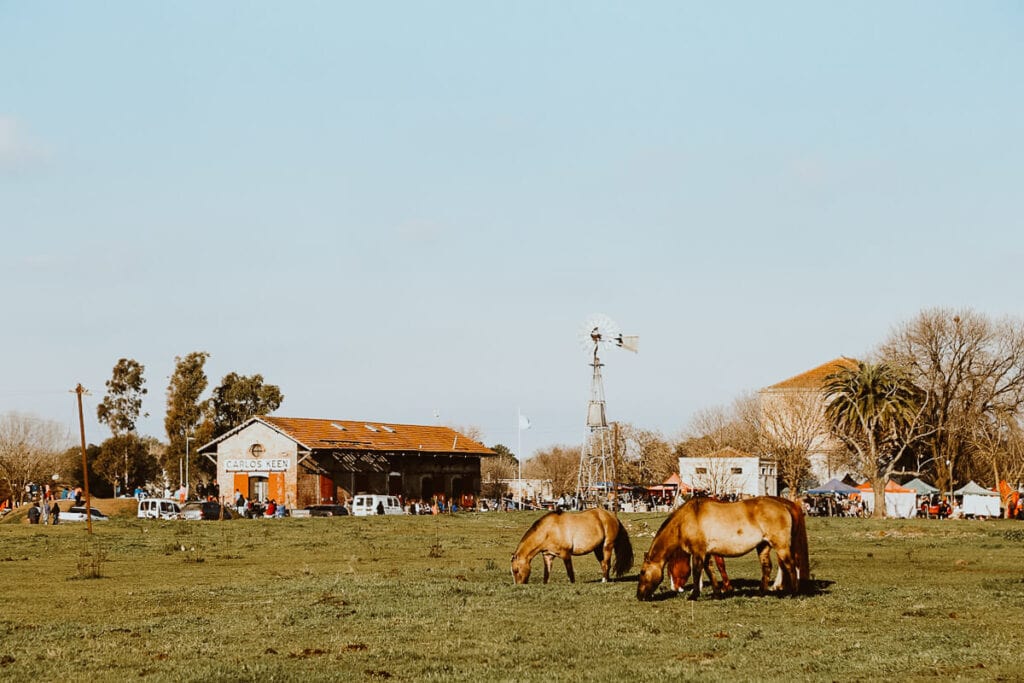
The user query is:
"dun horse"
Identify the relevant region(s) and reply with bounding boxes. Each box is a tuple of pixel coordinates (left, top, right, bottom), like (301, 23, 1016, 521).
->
(511, 508, 633, 584)
(636, 496, 809, 600)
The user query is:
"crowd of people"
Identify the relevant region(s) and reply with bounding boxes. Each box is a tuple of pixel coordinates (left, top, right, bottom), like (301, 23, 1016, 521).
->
(1, 481, 90, 525)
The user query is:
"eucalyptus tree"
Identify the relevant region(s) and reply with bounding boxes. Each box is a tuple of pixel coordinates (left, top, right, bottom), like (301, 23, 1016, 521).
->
(94, 433, 160, 494)
(823, 361, 930, 518)
(164, 352, 210, 488)
(206, 372, 284, 438)
(96, 358, 148, 436)
(96, 358, 155, 492)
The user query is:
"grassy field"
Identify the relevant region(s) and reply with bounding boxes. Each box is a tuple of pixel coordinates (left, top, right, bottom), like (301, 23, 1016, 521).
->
(2, 504, 1024, 682)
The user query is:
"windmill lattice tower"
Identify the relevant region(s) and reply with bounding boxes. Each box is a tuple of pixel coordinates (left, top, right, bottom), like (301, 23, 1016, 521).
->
(575, 320, 637, 508)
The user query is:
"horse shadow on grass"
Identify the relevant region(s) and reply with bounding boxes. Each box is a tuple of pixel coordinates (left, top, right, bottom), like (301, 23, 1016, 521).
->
(637, 577, 834, 601)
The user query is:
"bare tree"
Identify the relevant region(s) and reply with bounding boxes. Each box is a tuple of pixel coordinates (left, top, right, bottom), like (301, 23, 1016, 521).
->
(480, 443, 518, 498)
(753, 388, 832, 497)
(609, 423, 673, 485)
(0, 412, 71, 504)
(676, 398, 759, 459)
(880, 308, 1024, 491)
(523, 444, 580, 497)
(447, 424, 485, 443)
(969, 409, 1024, 514)
(684, 453, 746, 497)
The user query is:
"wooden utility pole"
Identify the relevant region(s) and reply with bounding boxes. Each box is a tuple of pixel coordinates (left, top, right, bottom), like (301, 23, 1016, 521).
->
(74, 383, 93, 534)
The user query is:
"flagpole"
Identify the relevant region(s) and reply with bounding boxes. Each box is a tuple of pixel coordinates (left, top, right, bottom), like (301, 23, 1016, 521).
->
(517, 407, 522, 511)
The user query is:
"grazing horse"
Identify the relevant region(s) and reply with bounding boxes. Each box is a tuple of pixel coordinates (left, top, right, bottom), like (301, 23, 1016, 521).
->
(637, 496, 809, 601)
(511, 508, 633, 584)
(666, 547, 733, 594)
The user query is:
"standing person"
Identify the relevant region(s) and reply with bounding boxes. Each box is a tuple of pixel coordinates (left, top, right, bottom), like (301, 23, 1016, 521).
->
(27, 503, 40, 525)
(51, 502, 60, 525)
(41, 498, 50, 525)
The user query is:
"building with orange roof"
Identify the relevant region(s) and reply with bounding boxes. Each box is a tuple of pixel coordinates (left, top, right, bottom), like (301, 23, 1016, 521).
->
(759, 357, 859, 487)
(764, 357, 859, 391)
(197, 416, 494, 510)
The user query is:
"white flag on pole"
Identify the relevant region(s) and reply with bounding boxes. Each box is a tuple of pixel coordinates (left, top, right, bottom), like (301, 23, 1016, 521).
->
(518, 414, 532, 430)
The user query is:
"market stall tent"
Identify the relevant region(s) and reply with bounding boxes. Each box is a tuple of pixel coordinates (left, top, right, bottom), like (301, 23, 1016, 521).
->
(954, 481, 1000, 518)
(858, 480, 917, 518)
(806, 478, 860, 495)
(902, 477, 939, 496)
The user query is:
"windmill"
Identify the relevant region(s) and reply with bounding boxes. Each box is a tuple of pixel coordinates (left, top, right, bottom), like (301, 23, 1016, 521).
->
(576, 314, 638, 508)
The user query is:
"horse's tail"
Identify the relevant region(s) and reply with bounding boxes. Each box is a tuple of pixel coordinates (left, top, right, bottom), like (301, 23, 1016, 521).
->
(789, 501, 810, 592)
(612, 519, 634, 577)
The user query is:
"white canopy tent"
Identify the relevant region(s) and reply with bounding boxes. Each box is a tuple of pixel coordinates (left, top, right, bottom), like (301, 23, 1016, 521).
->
(955, 481, 1000, 518)
(858, 481, 918, 518)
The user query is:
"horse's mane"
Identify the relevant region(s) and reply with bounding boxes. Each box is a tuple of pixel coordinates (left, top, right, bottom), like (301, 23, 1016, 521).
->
(523, 511, 556, 537)
(654, 511, 676, 534)
(655, 497, 701, 535)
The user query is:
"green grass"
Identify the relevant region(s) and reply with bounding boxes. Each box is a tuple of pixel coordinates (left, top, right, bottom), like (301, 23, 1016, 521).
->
(2, 508, 1024, 681)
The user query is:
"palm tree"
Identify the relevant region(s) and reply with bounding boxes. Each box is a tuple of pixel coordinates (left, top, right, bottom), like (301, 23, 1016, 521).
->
(823, 361, 924, 518)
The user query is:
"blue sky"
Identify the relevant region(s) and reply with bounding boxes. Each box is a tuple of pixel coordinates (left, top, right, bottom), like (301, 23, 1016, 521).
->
(2, 2, 1022, 456)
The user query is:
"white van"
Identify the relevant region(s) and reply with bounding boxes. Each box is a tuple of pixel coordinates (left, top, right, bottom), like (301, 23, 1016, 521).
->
(351, 494, 403, 516)
(137, 498, 182, 520)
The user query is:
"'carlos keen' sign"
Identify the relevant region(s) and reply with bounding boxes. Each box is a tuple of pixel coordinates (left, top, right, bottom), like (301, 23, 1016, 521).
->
(224, 458, 289, 472)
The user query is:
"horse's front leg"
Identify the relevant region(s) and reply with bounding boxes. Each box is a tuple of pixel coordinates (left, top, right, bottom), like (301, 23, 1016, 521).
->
(688, 554, 706, 601)
(757, 543, 773, 595)
(713, 556, 733, 593)
(704, 558, 722, 596)
(562, 555, 576, 583)
(542, 553, 554, 584)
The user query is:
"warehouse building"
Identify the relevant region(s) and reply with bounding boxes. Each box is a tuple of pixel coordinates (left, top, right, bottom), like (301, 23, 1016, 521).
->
(197, 416, 493, 509)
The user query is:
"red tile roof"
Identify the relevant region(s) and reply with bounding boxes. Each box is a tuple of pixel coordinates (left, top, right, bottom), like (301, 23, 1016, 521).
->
(259, 416, 494, 455)
(765, 357, 859, 390)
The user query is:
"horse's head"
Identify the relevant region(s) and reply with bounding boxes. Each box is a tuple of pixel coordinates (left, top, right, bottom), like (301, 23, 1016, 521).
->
(511, 553, 531, 584)
(636, 552, 664, 601)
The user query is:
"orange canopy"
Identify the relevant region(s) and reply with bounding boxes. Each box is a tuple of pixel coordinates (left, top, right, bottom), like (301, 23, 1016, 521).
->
(856, 480, 915, 493)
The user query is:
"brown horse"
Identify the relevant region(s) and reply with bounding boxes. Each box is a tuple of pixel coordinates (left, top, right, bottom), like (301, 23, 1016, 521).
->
(637, 496, 809, 600)
(511, 508, 633, 584)
(667, 548, 732, 594)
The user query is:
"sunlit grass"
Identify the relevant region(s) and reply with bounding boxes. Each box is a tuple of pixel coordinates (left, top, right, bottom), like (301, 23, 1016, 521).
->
(2, 508, 1023, 680)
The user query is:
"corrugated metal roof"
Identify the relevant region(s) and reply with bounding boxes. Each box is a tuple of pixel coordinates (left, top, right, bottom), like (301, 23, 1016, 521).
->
(260, 416, 494, 455)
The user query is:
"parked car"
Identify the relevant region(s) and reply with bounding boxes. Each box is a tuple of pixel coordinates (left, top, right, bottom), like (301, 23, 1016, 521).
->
(351, 494, 403, 516)
(180, 501, 233, 521)
(305, 504, 350, 517)
(137, 498, 181, 520)
(60, 506, 109, 522)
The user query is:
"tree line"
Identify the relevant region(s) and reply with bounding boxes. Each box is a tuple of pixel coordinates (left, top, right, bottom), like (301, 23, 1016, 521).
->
(0, 352, 282, 502)
(485, 308, 1024, 518)
(6, 308, 1024, 515)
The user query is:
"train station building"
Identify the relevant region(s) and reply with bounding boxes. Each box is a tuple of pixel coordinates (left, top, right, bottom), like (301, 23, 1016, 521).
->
(197, 416, 494, 508)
